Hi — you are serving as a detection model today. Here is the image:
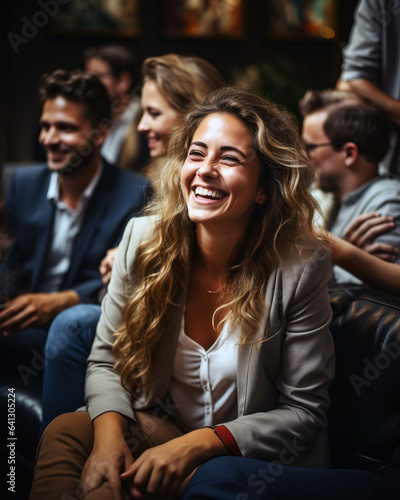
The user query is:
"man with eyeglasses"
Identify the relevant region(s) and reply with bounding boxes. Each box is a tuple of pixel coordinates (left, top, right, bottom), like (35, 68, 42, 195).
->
(300, 89, 400, 285)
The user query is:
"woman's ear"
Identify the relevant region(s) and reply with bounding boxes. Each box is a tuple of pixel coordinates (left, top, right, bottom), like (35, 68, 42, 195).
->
(256, 191, 267, 206)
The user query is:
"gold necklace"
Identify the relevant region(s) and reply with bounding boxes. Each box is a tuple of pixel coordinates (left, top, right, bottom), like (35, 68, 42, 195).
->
(198, 275, 223, 294)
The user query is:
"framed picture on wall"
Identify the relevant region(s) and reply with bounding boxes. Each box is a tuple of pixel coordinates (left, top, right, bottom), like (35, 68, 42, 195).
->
(164, 0, 245, 38)
(50, 0, 140, 37)
(266, 0, 338, 40)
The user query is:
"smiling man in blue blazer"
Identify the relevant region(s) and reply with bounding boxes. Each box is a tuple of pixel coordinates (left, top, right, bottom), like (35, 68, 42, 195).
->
(0, 69, 152, 380)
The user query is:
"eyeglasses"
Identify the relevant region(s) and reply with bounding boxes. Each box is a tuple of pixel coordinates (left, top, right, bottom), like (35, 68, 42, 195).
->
(304, 141, 347, 154)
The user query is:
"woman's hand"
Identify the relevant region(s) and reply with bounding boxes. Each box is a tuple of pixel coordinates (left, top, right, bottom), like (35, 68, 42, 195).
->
(344, 212, 398, 261)
(121, 428, 227, 499)
(80, 412, 132, 500)
(99, 247, 119, 285)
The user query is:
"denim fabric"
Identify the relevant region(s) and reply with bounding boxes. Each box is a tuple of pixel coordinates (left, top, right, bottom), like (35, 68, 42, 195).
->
(41, 304, 101, 433)
(183, 456, 400, 500)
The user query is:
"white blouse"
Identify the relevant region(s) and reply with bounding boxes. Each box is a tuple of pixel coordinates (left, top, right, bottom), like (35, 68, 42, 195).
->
(169, 317, 239, 430)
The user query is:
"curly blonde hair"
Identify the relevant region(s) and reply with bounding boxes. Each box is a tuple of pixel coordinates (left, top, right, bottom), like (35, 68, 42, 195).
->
(113, 87, 320, 396)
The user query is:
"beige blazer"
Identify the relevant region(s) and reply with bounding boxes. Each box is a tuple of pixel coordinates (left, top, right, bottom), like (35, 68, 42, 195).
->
(85, 216, 335, 467)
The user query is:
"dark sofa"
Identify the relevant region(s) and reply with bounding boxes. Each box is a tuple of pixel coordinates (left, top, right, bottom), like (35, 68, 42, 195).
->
(328, 285, 400, 471)
(1, 285, 400, 499)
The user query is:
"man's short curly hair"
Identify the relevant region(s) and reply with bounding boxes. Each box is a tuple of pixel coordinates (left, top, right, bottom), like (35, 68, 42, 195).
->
(39, 69, 111, 128)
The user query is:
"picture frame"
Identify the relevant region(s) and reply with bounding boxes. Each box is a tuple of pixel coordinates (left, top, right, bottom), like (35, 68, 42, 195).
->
(164, 0, 245, 39)
(50, 0, 140, 37)
(266, 0, 338, 40)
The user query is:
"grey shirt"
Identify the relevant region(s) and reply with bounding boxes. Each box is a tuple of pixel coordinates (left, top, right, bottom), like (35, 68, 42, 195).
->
(340, 0, 400, 174)
(330, 175, 400, 284)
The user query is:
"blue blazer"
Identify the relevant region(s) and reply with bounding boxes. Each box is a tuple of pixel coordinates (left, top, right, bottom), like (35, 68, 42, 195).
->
(4, 161, 153, 302)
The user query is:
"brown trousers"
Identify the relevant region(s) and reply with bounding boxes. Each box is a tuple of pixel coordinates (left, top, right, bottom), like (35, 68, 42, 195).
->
(29, 410, 189, 500)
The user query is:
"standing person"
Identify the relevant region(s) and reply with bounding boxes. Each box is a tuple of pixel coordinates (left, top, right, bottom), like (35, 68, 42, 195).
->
(30, 87, 334, 500)
(40, 54, 226, 430)
(0, 69, 151, 382)
(84, 44, 148, 170)
(336, 0, 400, 175)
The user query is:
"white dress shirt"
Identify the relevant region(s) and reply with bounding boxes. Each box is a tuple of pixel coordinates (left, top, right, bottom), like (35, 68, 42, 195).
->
(169, 317, 239, 430)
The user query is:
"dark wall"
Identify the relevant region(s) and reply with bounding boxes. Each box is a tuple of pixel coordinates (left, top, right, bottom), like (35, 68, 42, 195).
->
(2, 0, 358, 164)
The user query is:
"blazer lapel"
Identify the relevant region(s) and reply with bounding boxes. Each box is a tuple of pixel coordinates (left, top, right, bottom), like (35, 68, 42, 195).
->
(31, 175, 54, 291)
(64, 164, 114, 287)
(236, 269, 276, 416)
(237, 342, 253, 416)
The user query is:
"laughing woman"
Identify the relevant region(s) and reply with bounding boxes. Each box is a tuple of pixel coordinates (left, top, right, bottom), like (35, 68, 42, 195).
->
(30, 87, 334, 500)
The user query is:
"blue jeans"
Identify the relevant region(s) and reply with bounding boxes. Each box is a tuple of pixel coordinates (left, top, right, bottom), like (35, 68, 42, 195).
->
(41, 304, 101, 433)
(183, 457, 400, 500)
